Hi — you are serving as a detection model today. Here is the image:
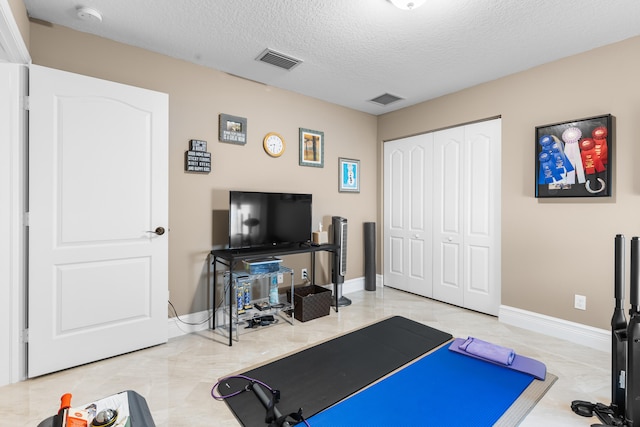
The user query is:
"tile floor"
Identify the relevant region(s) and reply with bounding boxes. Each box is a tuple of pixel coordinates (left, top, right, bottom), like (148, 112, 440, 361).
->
(0, 287, 611, 426)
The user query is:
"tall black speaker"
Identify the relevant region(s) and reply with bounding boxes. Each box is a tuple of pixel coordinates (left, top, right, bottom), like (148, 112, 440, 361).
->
(331, 216, 351, 307)
(364, 222, 376, 291)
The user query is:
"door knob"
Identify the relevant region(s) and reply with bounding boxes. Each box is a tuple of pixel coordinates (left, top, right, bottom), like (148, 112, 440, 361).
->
(147, 227, 166, 236)
(448, 237, 453, 241)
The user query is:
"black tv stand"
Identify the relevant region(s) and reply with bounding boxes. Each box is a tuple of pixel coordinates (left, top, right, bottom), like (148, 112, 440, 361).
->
(223, 242, 317, 255)
(210, 243, 339, 346)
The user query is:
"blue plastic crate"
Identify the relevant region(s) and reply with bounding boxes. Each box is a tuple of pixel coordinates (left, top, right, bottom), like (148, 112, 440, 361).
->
(243, 257, 282, 274)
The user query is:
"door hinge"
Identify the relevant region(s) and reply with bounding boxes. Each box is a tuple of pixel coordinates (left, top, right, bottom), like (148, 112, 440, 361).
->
(23, 95, 29, 111)
(21, 329, 29, 343)
(24, 211, 29, 227)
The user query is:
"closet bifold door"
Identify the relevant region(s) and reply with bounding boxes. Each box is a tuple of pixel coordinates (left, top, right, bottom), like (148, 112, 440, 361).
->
(383, 134, 434, 297)
(432, 120, 501, 316)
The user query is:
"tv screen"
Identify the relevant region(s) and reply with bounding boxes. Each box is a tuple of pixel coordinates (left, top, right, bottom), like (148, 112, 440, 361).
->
(229, 191, 312, 250)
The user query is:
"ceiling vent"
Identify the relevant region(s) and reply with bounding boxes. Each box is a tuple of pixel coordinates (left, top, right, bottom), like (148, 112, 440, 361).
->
(369, 93, 404, 106)
(256, 49, 303, 71)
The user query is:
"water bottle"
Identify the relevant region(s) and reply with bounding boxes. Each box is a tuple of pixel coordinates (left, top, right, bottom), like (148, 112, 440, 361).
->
(269, 275, 279, 304)
(243, 283, 252, 309)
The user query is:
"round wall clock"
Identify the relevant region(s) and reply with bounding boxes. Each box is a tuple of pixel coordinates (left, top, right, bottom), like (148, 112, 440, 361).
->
(263, 132, 285, 157)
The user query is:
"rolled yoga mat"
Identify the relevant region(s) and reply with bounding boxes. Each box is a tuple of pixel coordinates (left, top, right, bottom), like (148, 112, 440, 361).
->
(363, 222, 376, 291)
(448, 337, 547, 380)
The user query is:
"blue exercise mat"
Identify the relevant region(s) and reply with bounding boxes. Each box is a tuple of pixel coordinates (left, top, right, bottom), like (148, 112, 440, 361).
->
(305, 344, 535, 427)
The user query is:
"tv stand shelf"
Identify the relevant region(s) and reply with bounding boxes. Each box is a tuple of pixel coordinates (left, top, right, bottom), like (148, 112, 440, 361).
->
(218, 266, 295, 343)
(210, 243, 338, 346)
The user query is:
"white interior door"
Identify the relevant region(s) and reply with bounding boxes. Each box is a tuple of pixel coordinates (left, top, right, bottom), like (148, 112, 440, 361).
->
(432, 119, 501, 315)
(28, 65, 169, 377)
(461, 119, 501, 315)
(432, 126, 465, 306)
(383, 134, 433, 296)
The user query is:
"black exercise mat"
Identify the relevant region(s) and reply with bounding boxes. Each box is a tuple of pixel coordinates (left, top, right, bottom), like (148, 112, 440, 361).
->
(220, 315, 452, 426)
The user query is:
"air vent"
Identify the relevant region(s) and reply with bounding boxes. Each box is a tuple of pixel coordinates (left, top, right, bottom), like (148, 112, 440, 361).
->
(369, 93, 404, 106)
(256, 49, 303, 71)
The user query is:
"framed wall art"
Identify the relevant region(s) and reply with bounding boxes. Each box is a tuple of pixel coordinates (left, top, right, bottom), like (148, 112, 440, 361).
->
(299, 128, 324, 167)
(219, 113, 247, 145)
(339, 157, 360, 193)
(535, 114, 612, 198)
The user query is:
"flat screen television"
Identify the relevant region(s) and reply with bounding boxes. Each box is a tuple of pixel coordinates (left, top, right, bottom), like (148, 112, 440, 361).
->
(229, 191, 312, 250)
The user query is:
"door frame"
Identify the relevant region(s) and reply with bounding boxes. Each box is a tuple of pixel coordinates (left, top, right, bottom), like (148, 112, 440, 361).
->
(0, 0, 30, 386)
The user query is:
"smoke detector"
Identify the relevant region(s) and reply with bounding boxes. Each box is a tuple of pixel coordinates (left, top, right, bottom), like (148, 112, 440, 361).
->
(76, 7, 103, 23)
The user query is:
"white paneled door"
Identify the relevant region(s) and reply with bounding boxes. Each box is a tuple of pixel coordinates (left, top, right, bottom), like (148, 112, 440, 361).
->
(432, 126, 464, 306)
(383, 134, 434, 297)
(432, 120, 501, 315)
(384, 119, 501, 316)
(28, 65, 169, 377)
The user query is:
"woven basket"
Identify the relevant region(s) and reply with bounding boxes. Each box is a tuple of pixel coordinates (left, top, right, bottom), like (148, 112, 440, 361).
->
(287, 285, 332, 322)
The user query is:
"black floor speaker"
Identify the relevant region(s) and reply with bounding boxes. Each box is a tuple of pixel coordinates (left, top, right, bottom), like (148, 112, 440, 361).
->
(364, 222, 376, 291)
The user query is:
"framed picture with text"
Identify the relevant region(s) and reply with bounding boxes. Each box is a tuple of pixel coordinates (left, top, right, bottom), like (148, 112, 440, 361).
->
(535, 114, 612, 198)
(219, 113, 247, 145)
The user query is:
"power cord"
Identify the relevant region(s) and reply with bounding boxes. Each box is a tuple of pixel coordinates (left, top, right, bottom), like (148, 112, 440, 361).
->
(167, 300, 213, 326)
(167, 269, 231, 325)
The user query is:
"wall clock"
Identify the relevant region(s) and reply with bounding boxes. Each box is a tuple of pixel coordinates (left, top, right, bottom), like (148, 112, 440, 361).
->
(263, 132, 285, 157)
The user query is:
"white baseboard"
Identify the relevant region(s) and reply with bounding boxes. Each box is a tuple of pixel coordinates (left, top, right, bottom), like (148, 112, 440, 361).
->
(168, 310, 212, 339)
(168, 284, 610, 355)
(339, 274, 383, 294)
(499, 305, 610, 353)
(340, 276, 364, 294)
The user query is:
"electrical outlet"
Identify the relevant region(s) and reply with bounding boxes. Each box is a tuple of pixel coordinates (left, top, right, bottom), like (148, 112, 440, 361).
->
(301, 268, 308, 280)
(574, 294, 586, 310)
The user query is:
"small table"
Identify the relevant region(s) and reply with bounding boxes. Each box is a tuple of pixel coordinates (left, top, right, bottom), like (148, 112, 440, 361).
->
(210, 244, 339, 346)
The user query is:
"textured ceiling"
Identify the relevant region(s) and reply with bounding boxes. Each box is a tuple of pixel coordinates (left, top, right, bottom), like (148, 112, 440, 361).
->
(23, 0, 640, 115)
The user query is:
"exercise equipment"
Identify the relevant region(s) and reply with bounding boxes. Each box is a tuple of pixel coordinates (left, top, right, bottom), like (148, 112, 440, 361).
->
(571, 234, 640, 426)
(217, 316, 452, 426)
(628, 237, 640, 425)
(306, 344, 541, 427)
(250, 382, 307, 427)
(448, 338, 547, 380)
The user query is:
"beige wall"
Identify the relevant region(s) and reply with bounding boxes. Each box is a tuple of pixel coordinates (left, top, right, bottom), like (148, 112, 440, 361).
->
(379, 36, 640, 330)
(8, 0, 29, 49)
(25, 17, 640, 331)
(29, 22, 378, 316)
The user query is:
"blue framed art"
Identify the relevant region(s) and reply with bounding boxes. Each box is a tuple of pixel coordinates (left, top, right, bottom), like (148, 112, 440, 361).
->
(339, 157, 360, 193)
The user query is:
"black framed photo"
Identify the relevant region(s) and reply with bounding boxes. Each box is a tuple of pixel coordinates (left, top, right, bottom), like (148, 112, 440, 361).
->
(219, 113, 247, 145)
(535, 114, 612, 198)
